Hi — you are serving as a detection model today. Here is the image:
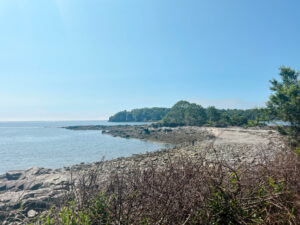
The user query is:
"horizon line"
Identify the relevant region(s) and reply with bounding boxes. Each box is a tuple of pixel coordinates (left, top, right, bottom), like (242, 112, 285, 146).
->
(0, 119, 109, 122)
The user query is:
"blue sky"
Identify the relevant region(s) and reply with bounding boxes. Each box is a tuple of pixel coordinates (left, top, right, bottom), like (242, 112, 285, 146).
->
(0, 0, 299, 120)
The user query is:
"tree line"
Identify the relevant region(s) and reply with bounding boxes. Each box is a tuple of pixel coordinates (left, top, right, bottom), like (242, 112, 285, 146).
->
(108, 107, 171, 122)
(109, 102, 266, 127)
(108, 66, 300, 140)
(158, 101, 266, 127)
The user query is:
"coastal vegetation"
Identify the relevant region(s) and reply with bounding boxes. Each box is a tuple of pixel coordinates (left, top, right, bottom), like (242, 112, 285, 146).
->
(108, 107, 170, 122)
(159, 101, 266, 127)
(267, 66, 300, 143)
(109, 102, 266, 127)
(109, 66, 299, 134)
(31, 152, 300, 225)
(1, 67, 298, 224)
(25, 66, 300, 225)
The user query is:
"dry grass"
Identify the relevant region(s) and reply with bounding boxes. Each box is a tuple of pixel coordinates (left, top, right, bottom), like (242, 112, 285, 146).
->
(33, 150, 300, 225)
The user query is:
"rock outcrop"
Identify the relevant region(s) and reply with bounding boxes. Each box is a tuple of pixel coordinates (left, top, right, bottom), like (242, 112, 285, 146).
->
(0, 167, 70, 224)
(0, 126, 287, 224)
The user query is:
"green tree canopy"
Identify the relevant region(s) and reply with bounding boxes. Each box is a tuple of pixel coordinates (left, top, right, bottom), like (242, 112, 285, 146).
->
(109, 101, 266, 127)
(108, 107, 170, 122)
(206, 106, 221, 125)
(267, 66, 300, 135)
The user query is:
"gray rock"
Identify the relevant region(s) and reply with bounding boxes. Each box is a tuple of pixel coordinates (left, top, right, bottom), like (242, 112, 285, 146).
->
(5, 171, 24, 181)
(0, 184, 6, 191)
(0, 174, 7, 180)
(26, 182, 43, 191)
(26, 167, 51, 176)
(27, 209, 38, 218)
(0, 127, 287, 224)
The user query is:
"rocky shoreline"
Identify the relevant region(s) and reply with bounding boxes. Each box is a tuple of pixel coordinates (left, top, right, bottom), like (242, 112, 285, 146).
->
(0, 125, 286, 224)
(64, 124, 216, 144)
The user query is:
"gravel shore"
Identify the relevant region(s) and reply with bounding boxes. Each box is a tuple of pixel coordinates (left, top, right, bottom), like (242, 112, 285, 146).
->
(0, 125, 286, 224)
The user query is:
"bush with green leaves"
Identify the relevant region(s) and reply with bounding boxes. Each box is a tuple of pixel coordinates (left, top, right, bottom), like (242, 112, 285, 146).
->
(267, 66, 300, 138)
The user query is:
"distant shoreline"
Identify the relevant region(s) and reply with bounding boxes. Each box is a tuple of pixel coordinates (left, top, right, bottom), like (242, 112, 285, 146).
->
(0, 125, 286, 223)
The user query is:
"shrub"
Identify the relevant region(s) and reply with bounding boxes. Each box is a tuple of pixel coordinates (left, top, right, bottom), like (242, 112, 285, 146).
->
(32, 152, 300, 225)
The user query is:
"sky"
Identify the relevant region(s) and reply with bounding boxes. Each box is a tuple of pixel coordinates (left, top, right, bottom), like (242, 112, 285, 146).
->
(0, 0, 300, 121)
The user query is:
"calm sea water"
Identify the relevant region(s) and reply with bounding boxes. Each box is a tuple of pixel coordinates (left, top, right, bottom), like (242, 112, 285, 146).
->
(0, 121, 166, 174)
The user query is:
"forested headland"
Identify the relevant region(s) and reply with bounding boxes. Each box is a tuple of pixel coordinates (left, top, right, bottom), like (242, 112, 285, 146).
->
(109, 102, 267, 127)
(108, 107, 170, 122)
(109, 66, 299, 142)
(19, 67, 300, 225)
(159, 101, 267, 127)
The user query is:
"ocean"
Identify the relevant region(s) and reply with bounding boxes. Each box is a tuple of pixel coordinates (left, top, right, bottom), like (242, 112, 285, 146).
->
(0, 121, 166, 174)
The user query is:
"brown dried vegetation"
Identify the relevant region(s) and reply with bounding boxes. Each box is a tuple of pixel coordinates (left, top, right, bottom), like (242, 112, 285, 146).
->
(32, 149, 300, 225)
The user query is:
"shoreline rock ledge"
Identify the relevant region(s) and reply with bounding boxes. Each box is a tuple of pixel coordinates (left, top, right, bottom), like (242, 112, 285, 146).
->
(0, 167, 70, 224)
(0, 126, 287, 224)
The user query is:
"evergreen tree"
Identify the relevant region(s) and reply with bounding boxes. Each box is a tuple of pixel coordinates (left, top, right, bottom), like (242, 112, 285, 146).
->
(267, 66, 300, 136)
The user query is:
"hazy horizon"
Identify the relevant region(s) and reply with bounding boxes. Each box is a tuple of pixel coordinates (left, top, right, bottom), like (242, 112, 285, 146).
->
(0, 98, 266, 122)
(1, 0, 299, 121)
